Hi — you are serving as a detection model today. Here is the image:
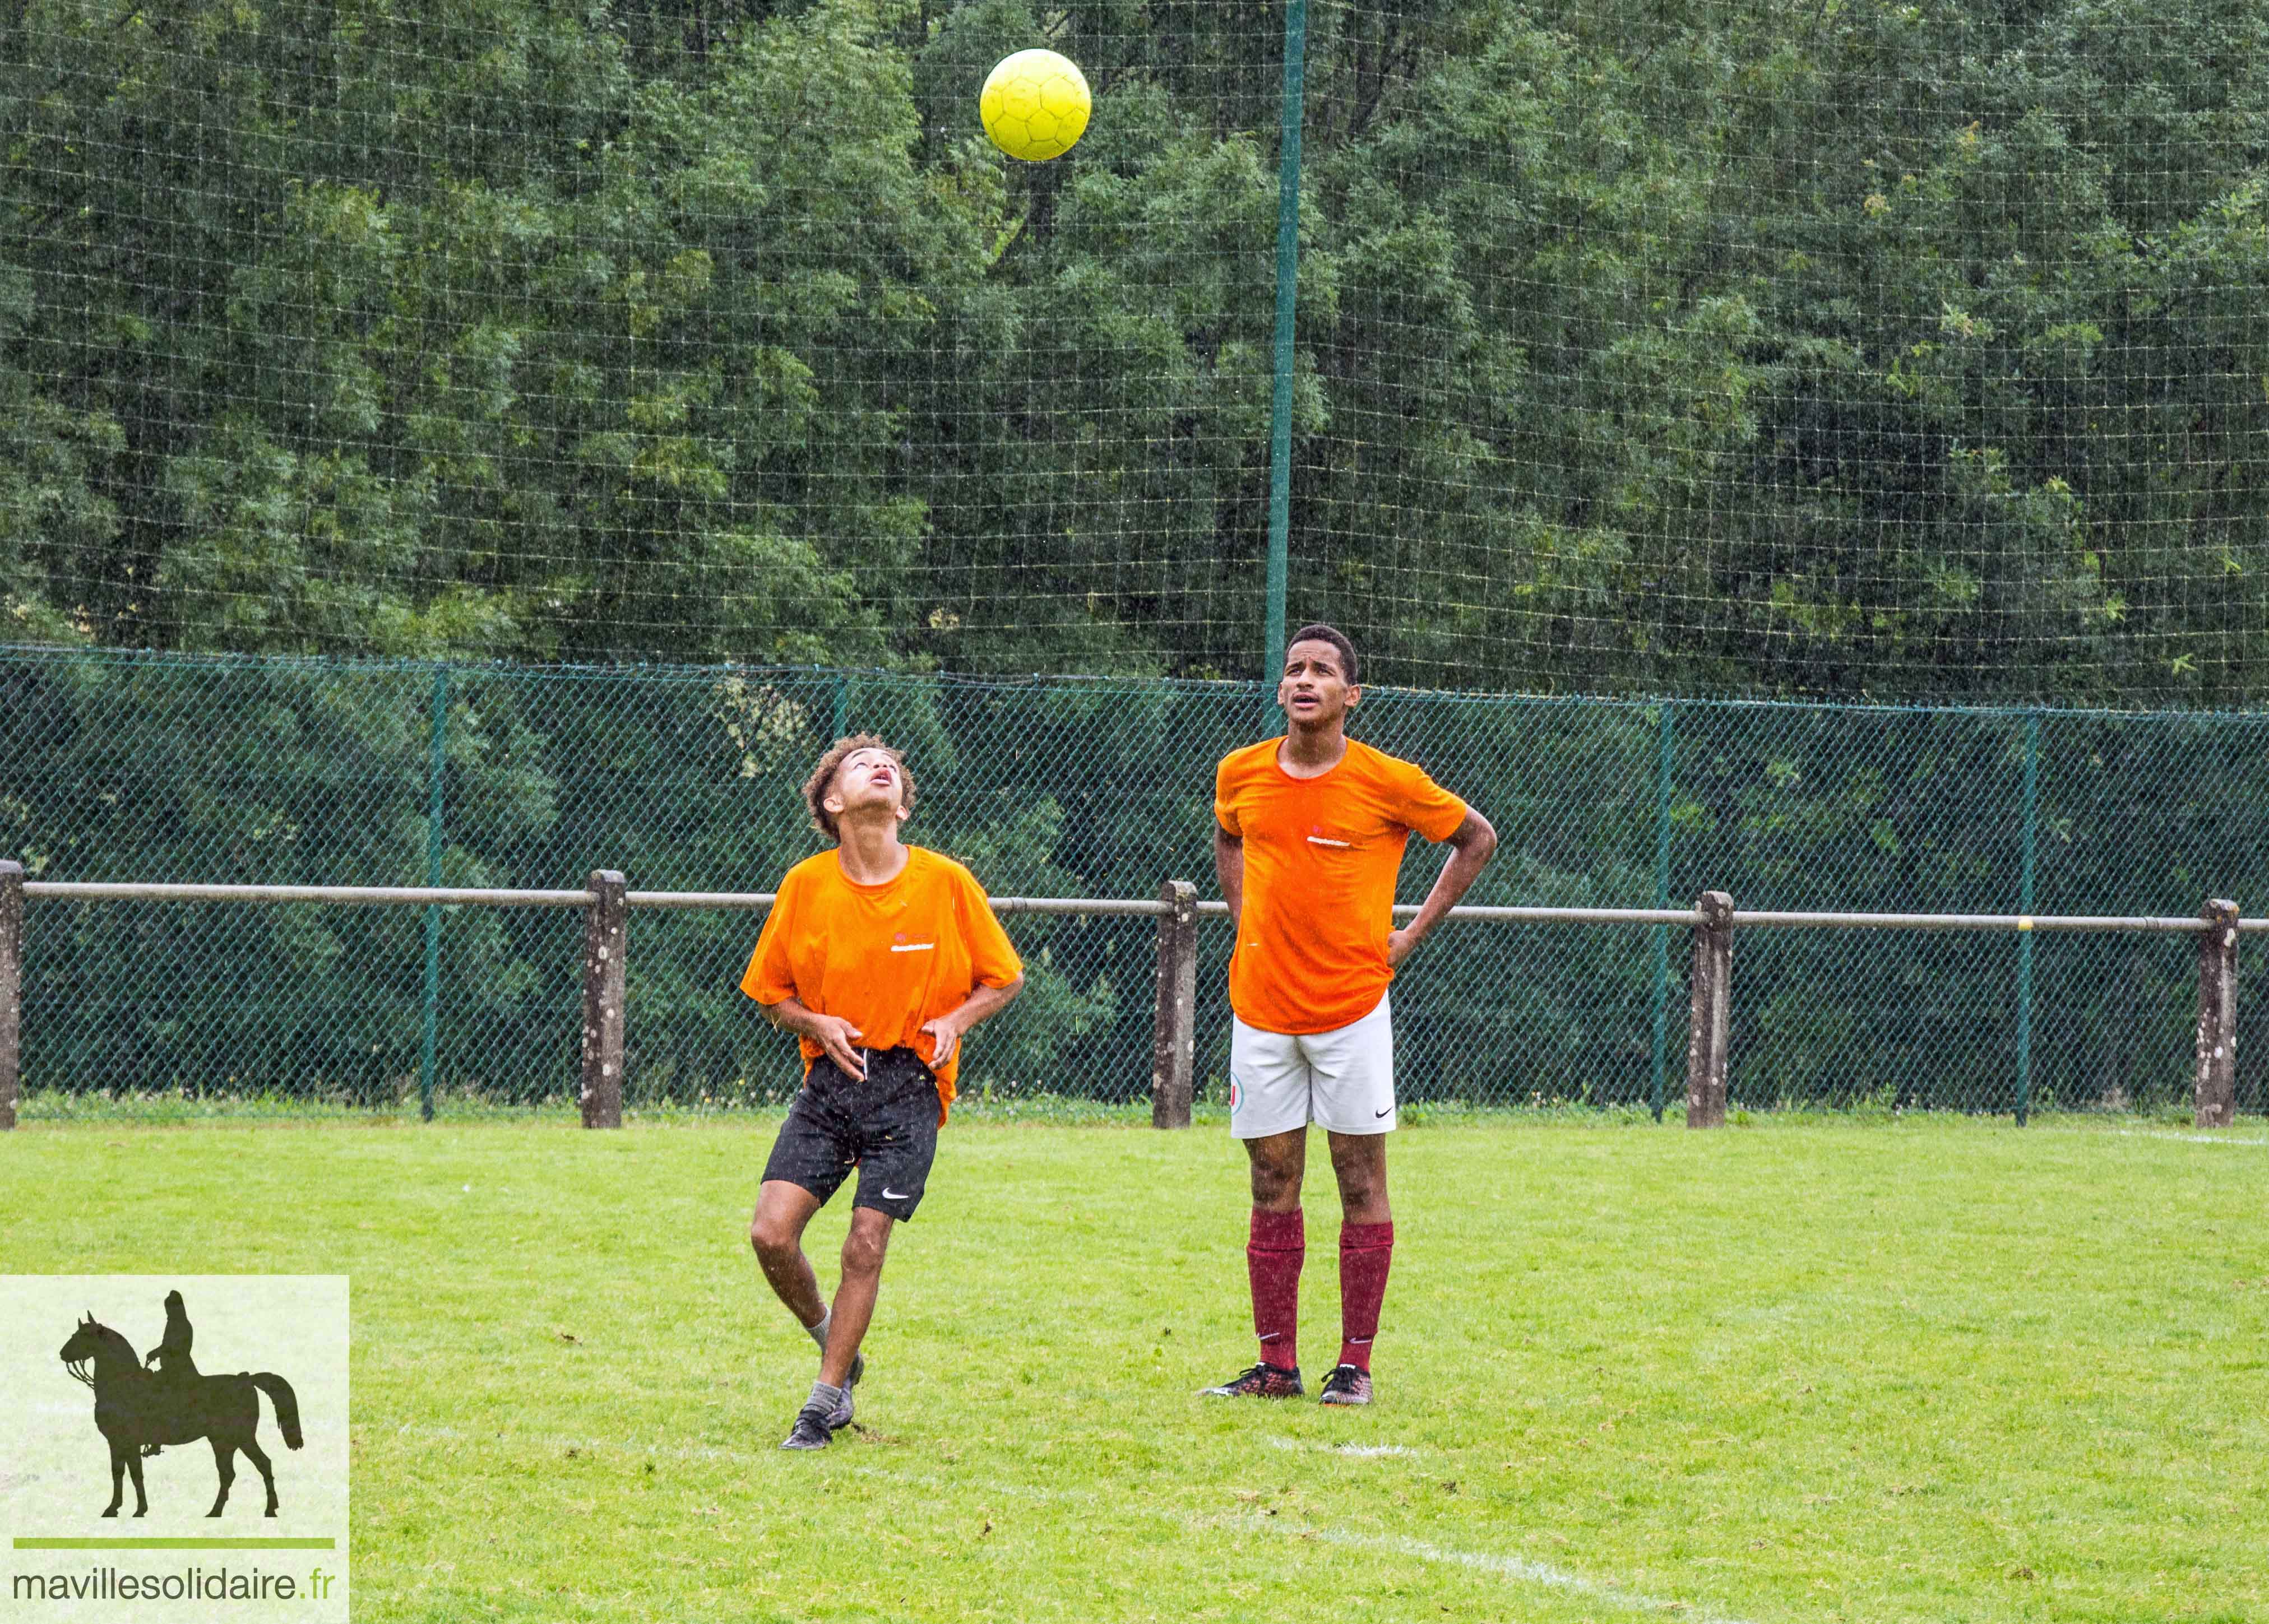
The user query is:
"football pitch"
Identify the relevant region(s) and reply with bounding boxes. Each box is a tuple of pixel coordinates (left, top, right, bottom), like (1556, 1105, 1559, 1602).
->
(12, 1114, 2266, 1623)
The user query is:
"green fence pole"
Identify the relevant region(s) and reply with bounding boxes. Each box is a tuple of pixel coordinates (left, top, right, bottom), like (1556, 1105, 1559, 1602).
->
(419, 665, 448, 1122)
(2014, 711, 2040, 1125)
(1649, 702, 1677, 1120)
(1262, 0, 1308, 680)
(832, 670, 850, 741)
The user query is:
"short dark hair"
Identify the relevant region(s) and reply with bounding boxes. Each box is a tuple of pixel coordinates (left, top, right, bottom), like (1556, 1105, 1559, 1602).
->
(1286, 623, 1359, 686)
(801, 734, 915, 843)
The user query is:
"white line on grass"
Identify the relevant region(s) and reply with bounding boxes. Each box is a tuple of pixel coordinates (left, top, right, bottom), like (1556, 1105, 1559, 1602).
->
(2131, 1130, 2269, 1145)
(1295, 1527, 1762, 1624)
(828, 1464, 1757, 1621)
(390, 1420, 1751, 1619)
(2039, 1127, 2269, 1147)
(1266, 1437, 1422, 1458)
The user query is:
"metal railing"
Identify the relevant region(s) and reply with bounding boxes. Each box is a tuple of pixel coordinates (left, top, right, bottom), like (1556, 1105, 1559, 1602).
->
(0, 861, 2245, 1130)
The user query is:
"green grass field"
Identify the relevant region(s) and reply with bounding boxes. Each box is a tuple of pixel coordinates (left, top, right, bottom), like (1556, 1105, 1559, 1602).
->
(10, 1114, 2267, 1623)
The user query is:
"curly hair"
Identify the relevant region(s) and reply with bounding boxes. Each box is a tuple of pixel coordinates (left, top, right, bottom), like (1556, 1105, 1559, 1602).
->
(802, 734, 916, 843)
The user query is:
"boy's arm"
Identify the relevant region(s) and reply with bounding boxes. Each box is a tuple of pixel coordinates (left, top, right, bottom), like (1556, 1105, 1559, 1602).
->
(918, 874, 1027, 1069)
(1214, 823, 1245, 936)
(918, 976, 1024, 1070)
(760, 995, 869, 1079)
(1386, 807, 1497, 968)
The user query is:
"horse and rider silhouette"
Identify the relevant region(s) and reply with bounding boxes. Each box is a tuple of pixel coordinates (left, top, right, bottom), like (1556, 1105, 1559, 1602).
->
(58, 1291, 303, 1519)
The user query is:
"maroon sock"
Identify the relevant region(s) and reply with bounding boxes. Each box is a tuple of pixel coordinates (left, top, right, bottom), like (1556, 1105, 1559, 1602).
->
(1337, 1220, 1395, 1373)
(1247, 1207, 1304, 1370)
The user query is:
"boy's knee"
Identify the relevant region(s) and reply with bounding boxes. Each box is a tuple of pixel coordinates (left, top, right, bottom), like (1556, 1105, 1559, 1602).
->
(749, 1216, 799, 1263)
(1247, 1145, 1303, 1208)
(841, 1223, 891, 1276)
(1337, 1172, 1384, 1210)
(1249, 1171, 1302, 1210)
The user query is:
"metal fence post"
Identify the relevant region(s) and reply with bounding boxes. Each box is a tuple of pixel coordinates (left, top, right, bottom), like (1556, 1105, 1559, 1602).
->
(1685, 889, 1733, 1127)
(2194, 897, 2239, 1129)
(1649, 702, 1677, 1121)
(2014, 711, 2040, 1124)
(0, 860, 22, 1131)
(1150, 880, 1198, 1128)
(580, 870, 628, 1129)
(419, 664, 448, 1122)
(1262, 0, 1309, 678)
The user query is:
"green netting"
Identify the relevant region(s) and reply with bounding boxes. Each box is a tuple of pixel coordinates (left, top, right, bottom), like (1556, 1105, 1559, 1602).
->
(5, 1, 2269, 700)
(7, 646, 2264, 1118)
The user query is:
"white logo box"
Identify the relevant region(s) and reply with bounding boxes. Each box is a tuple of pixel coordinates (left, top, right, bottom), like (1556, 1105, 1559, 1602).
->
(1, 1276, 349, 1623)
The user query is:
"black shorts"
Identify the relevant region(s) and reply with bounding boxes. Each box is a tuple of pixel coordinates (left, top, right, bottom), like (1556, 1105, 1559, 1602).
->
(761, 1048, 941, 1222)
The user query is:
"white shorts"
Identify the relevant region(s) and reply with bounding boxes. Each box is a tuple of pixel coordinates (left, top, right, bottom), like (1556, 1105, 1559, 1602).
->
(1228, 993, 1395, 1139)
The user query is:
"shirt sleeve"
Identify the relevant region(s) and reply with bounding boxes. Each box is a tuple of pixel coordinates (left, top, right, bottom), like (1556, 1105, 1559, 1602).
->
(739, 876, 802, 1005)
(958, 869, 1025, 988)
(1393, 760, 1470, 843)
(1213, 755, 1243, 836)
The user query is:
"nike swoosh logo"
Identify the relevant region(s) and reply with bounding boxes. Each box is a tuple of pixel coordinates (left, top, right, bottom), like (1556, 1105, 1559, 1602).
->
(888, 943, 936, 953)
(882, 1187, 913, 1201)
(1374, 1107, 1393, 1118)
(1305, 836, 1353, 848)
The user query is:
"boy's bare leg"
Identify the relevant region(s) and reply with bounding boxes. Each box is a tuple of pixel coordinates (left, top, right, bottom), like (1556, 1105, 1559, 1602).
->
(818, 1207, 895, 1389)
(749, 1180, 827, 1326)
(1324, 1131, 1390, 1226)
(754, 1180, 875, 1445)
(1244, 1126, 1306, 1209)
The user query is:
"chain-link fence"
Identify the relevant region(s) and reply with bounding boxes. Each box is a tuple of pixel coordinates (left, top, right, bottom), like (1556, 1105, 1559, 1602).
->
(6, 644, 2266, 1119)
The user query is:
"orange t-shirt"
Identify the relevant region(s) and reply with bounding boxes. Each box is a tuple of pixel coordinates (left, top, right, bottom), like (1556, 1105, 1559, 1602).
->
(1215, 737, 1469, 1034)
(739, 846, 1024, 1120)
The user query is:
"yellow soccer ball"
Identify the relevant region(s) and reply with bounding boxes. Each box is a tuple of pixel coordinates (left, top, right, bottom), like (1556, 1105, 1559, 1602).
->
(979, 49, 1092, 163)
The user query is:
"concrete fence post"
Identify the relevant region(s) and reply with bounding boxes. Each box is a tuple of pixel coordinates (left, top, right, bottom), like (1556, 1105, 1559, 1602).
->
(580, 869, 628, 1129)
(0, 860, 21, 1131)
(2194, 897, 2239, 1130)
(1685, 889, 1734, 1128)
(1151, 880, 1199, 1129)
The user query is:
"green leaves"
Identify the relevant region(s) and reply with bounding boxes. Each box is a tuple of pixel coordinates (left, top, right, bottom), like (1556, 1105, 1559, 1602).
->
(3, 0, 2268, 699)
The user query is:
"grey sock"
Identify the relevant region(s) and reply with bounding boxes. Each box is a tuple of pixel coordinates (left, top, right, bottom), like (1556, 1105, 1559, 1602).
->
(808, 1380, 845, 1415)
(804, 1311, 831, 1352)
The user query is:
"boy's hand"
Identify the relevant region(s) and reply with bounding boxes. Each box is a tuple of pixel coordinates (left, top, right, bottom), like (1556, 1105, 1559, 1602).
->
(1387, 927, 1419, 968)
(806, 1014, 866, 1078)
(918, 1013, 964, 1070)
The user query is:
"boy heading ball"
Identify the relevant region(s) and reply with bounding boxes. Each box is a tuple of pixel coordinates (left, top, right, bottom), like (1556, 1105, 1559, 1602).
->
(742, 734, 1025, 1450)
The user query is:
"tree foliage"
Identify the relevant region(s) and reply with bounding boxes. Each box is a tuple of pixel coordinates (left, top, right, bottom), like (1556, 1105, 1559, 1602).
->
(4, 0, 2267, 702)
